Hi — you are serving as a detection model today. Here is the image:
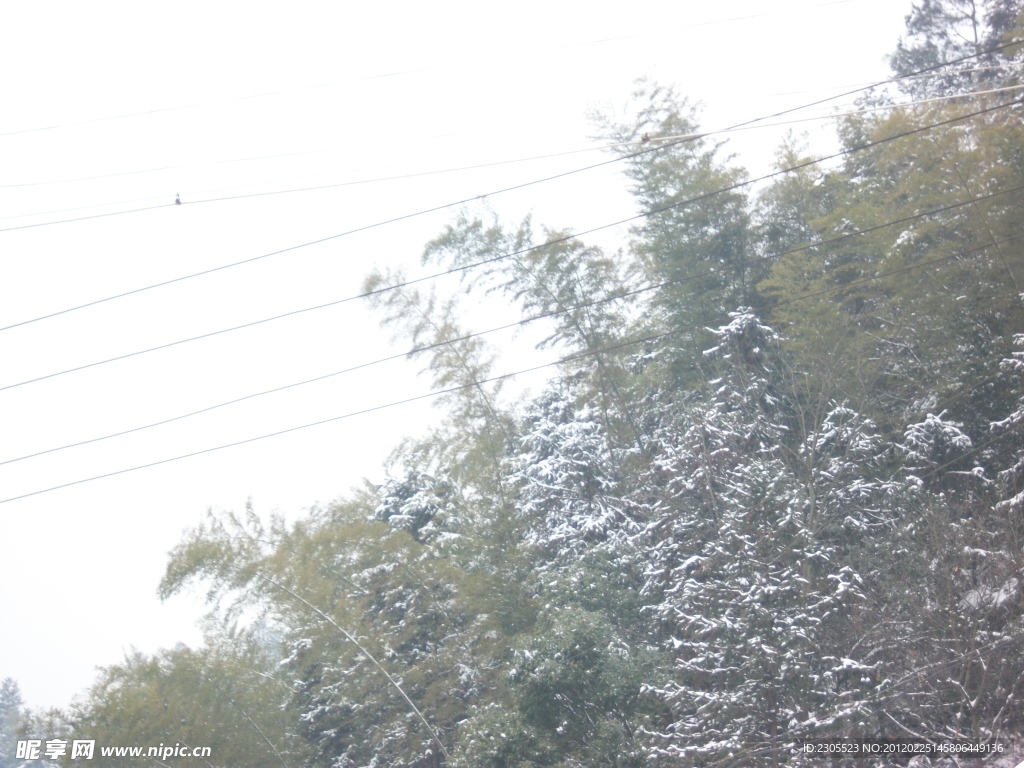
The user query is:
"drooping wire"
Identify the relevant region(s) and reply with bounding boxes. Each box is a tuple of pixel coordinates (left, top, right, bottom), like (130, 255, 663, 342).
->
(0, 0, 886, 140)
(2, 230, 1020, 506)
(4, 180, 1020, 467)
(1, 96, 1018, 392)
(1, 72, 1015, 201)
(1, 39, 1018, 332)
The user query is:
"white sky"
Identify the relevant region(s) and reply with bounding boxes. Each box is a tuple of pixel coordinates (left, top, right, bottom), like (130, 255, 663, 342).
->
(0, 0, 914, 711)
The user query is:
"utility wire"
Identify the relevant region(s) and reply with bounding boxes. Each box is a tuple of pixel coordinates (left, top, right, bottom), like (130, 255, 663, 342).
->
(4, 180, 1021, 467)
(2, 230, 1020, 506)
(0, 0, 873, 140)
(2, 65, 1014, 199)
(2, 60, 1016, 233)
(642, 83, 1024, 146)
(4, 76, 1021, 234)
(0, 336, 670, 505)
(1, 97, 1019, 393)
(0, 201, 177, 232)
(0, 127, 490, 190)
(0, 192, 172, 223)
(127, 84, 1024, 208)
(0, 38, 1018, 331)
(709, 62, 1021, 105)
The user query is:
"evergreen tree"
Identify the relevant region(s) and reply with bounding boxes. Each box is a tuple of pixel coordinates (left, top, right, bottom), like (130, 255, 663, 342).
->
(593, 82, 757, 358)
(0, 679, 25, 768)
(891, 0, 1023, 98)
(55, 6, 1024, 766)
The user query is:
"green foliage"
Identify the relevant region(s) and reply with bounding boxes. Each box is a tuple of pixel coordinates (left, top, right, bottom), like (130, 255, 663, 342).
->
(0, 679, 28, 768)
(57, 9, 1024, 766)
(592, 81, 757, 353)
(57, 633, 302, 768)
(759, 99, 1024, 435)
(890, 0, 1023, 97)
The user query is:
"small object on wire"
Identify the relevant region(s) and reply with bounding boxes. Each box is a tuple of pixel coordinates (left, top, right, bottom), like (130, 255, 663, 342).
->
(175, 194, 181, 205)
(641, 133, 650, 143)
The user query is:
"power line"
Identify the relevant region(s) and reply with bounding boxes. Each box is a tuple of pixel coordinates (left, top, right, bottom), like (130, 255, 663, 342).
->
(113, 84, 1024, 209)
(2, 230, 1020, 506)
(0, 201, 176, 232)
(0, 103, 883, 231)
(4, 181, 1020, 468)
(0, 192, 172, 223)
(4, 78, 1021, 235)
(771, 234, 1024, 309)
(0, 38, 1017, 331)
(0, 337, 670, 506)
(0, 0, 871, 140)
(0, 127, 490, 191)
(708, 63, 1021, 106)
(3, 61, 1013, 198)
(0, 140, 610, 230)
(1, 97, 1018, 392)
(642, 83, 1024, 146)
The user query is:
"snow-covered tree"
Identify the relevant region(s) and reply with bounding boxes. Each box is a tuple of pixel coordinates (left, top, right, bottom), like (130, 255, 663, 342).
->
(637, 312, 906, 765)
(0, 679, 27, 768)
(376, 469, 460, 545)
(994, 333, 1024, 517)
(506, 385, 634, 561)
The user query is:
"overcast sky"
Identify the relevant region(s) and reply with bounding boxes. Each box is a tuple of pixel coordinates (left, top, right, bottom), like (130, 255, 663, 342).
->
(0, 0, 914, 711)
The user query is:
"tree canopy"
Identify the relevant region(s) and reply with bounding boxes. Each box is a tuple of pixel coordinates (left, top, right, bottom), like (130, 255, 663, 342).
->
(32, 2, 1024, 765)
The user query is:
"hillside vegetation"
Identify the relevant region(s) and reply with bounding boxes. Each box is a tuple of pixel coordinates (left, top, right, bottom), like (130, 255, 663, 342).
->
(8, 2, 1024, 766)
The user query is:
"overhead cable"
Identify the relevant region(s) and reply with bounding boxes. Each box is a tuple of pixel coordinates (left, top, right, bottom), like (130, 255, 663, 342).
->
(0, 0, 881, 140)
(3, 180, 1021, 467)
(2, 230, 1021, 506)
(1, 96, 1018, 392)
(3, 64, 1017, 198)
(0, 35, 1018, 324)
(4, 77, 1022, 233)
